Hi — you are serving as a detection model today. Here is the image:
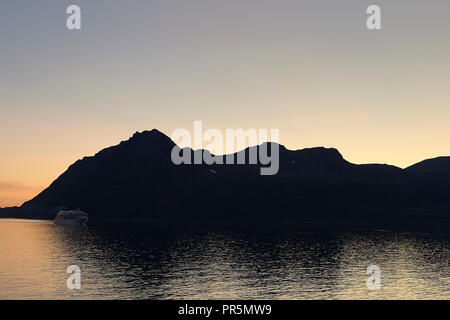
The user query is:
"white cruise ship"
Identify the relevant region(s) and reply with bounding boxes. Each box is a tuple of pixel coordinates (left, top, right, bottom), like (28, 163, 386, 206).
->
(54, 209, 88, 225)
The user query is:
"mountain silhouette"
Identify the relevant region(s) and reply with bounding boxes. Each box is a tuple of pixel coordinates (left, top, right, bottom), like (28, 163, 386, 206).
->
(1, 129, 449, 230)
(406, 157, 450, 175)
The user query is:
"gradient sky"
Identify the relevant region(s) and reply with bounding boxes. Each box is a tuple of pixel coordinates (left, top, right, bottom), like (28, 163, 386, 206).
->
(1, 0, 450, 207)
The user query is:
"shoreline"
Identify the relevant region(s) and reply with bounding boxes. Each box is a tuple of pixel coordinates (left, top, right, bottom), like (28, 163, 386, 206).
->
(1, 216, 448, 234)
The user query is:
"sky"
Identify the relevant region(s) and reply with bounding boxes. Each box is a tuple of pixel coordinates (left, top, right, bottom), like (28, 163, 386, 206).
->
(1, 0, 449, 207)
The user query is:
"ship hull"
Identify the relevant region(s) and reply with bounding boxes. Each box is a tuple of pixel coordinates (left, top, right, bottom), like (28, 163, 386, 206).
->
(54, 217, 88, 226)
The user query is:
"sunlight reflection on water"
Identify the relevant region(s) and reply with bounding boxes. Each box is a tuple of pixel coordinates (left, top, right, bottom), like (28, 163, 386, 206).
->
(0, 219, 448, 299)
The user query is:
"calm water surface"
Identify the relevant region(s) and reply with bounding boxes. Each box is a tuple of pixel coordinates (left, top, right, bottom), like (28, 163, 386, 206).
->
(0, 219, 448, 299)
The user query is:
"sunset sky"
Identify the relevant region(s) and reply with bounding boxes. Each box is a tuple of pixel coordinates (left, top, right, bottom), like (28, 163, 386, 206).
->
(1, 0, 450, 207)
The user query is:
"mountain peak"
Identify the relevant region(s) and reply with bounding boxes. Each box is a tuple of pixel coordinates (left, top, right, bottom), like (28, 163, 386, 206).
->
(290, 146, 345, 162)
(127, 129, 175, 146)
(131, 128, 168, 139)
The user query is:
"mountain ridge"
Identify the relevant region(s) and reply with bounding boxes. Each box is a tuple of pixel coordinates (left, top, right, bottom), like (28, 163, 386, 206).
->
(1, 129, 449, 230)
